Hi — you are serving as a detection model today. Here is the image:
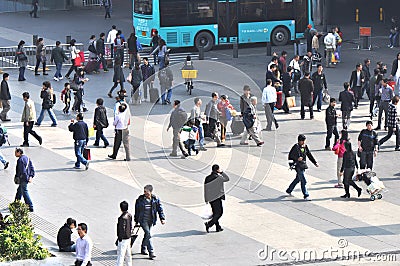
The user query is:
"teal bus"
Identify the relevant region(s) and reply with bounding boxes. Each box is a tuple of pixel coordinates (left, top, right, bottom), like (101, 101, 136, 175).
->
(134, 0, 313, 51)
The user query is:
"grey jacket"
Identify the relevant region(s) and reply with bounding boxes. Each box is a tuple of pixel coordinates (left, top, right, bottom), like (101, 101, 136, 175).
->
(204, 171, 230, 203)
(14, 47, 28, 67)
(205, 99, 220, 120)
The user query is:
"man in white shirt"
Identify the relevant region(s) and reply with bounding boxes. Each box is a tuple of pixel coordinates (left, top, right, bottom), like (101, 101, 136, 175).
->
(289, 55, 301, 93)
(324, 29, 336, 67)
(106, 25, 118, 58)
(189, 97, 207, 151)
(75, 223, 93, 266)
(262, 79, 279, 131)
(108, 103, 131, 161)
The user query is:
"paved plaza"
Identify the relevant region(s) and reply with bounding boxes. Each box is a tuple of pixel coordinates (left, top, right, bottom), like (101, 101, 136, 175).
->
(0, 4, 400, 266)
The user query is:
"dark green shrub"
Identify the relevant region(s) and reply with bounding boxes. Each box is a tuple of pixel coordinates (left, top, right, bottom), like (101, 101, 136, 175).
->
(0, 201, 50, 262)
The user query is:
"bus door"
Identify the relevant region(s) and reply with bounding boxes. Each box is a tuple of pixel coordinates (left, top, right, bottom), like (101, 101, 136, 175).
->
(217, 0, 238, 44)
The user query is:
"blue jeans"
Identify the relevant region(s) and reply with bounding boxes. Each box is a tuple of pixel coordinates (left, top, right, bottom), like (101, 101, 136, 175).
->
(15, 181, 33, 210)
(161, 86, 172, 104)
(286, 168, 309, 198)
(140, 222, 153, 252)
(60, 244, 76, 252)
(74, 140, 88, 168)
(0, 153, 6, 165)
(389, 32, 399, 47)
(94, 128, 109, 146)
(37, 108, 57, 125)
(198, 124, 205, 147)
(55, 62, 63, 78)
(313, 90, 323, 111)
(158, 56, 165, 69)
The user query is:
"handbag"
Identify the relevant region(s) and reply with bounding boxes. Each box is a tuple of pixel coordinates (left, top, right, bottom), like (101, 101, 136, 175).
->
(17, 53, 28, 61)
(323, 89, 330, 104)
(14, 158, 30, 184)
(83, 148, 91, 160)
(286, 96, 296, 108)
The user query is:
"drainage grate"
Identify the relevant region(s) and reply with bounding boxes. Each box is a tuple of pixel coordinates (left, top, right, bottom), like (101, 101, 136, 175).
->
(0, 196, 115, 265)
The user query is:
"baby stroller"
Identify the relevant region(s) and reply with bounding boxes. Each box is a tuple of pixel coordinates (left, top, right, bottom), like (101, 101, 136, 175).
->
(354, 170, 385, 201)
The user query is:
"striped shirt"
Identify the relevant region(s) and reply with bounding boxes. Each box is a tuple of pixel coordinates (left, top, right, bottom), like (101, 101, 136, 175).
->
(381, 85, 394, 102)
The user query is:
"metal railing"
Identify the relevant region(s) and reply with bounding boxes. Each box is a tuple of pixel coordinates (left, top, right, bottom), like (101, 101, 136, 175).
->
(0, 42, 153, 70)
(82, 0, 102, 7)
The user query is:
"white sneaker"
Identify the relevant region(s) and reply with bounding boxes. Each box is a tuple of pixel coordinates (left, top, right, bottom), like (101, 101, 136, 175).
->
(59, 76, 64, 80)
(304, 197, 312, 201)
(53, 77, 59, 81)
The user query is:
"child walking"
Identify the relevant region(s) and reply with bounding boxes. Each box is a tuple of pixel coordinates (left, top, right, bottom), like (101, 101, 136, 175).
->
(185, 120, 199, 156)
(61, 82, 71, 115)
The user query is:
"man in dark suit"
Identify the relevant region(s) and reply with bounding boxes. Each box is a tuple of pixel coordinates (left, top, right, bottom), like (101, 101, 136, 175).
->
(339, 82, 355, 130)
(349, 63, 365, 108)
(299, 72, 314, 120)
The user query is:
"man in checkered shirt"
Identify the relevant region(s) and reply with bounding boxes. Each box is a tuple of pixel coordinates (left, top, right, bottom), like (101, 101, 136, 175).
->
(378, 95, 400, 151)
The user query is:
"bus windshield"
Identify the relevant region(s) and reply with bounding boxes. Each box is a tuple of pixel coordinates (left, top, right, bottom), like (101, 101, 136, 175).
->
(134, 0, 152, 15)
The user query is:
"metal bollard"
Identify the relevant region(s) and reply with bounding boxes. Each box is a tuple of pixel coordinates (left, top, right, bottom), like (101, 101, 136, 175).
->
(198, 46, 204, 60)
(33, 35, 38, 45)
(66, 35, 71, 44)
(233, 42, 238, 58)
(266, 42, 272, 56)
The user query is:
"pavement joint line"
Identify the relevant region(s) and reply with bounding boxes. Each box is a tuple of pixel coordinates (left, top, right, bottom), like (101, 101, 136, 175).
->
(0, 195, 113, 265)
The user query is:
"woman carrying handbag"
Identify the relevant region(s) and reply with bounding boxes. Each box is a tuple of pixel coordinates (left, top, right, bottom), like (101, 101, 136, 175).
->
(14, 40, 28, 81)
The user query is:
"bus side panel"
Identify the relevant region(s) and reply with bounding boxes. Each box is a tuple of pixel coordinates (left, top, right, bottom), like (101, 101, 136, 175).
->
(158, 25, 218, 48)
(135, 16, 158, 46)
(238, 21, 295, 44)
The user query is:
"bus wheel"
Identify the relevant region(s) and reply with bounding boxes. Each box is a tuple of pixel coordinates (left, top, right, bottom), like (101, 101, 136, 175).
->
(271, 27, 289, 46)
(195, 32, 213, 52)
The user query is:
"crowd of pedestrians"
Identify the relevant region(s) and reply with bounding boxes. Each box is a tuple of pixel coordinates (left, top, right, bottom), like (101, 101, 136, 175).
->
(2, 20, 400, 265)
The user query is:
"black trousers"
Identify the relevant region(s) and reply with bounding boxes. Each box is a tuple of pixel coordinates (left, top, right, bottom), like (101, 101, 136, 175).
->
(75, 260, 92, 266)
(23, 121, 41, 145)
(206, 198, 223, 229)
(300, 103, 313, 119)
(360, 151, 374, 169)
(353, 86, 362, 107)
(110, 82, 124, 94)
(282, 91, 290, 113)
(379, 125, 400, 149)
(343, 168, 361, 196)
(326, 125, 339, 148)
(34, 56, 46, 74)
(66, 59, 77, 77)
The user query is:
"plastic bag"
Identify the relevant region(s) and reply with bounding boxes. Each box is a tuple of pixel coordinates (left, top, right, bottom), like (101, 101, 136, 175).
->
(200, 204, 213, 220)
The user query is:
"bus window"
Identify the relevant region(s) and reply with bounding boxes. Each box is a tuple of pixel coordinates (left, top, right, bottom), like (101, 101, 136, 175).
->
(160, 0, 188, 27)
(188, 0, 217, 24)
(134, 0, 153, 15)
(160, 0, 216, 27)
(239, 0, 266, 22)
(266, 0, 293, 20)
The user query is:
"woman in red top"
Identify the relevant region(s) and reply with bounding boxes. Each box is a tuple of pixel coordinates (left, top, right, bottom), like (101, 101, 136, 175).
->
(217, 95, 234, 142)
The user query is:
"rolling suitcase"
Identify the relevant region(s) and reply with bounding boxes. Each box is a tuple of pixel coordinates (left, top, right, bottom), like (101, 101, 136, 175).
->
(230, 115, 244, 135)
(149, 88, 159, 103)
(84, 60, 98, 74)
